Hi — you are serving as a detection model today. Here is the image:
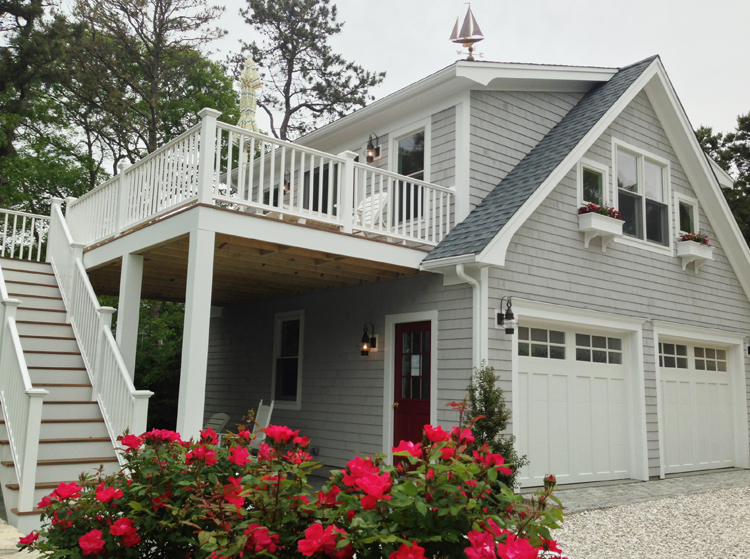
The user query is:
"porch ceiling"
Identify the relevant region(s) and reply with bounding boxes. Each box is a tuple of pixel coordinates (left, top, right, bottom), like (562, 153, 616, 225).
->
(87, 233, 423, 305)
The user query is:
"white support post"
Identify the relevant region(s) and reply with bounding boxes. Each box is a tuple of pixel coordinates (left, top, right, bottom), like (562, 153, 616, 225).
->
(64, 196, 77, 218)
(197, 108, 222, 205)
(47, 198, 65, 264)
(115, 163, 132, 236)
(176, 228, 215, 439)
(337, 151, 357, 234)
(131, 392, 152, 435)
(116, 254, 143, 379)
(93, 307, 116, 400)
(17, 389, 47, 512)
(65, 243, 86, 324)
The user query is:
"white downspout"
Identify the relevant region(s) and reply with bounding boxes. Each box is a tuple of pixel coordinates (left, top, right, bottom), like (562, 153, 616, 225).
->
(455, 263, 482, 369)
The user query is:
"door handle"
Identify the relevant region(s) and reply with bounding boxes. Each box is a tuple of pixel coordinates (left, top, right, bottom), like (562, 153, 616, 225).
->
(393, 402, 399, 408)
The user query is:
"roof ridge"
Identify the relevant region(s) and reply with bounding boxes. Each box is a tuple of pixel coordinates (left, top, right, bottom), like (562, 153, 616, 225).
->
(424, 56, 658, 263)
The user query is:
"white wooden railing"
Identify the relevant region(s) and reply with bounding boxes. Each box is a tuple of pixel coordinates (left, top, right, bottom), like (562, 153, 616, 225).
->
(47, 200, 152, 461)
(0, 209, 49, 261)
(65, 108, 455, 248)
(0, 263, 47, 511)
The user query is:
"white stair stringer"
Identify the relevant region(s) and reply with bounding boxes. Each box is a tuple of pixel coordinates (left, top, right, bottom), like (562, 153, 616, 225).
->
(0, 258, 121, 534)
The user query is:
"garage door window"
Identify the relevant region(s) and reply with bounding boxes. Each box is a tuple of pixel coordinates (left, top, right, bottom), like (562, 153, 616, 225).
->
(658, 343, 688, 369)
(575, 334, 622, 364)
(518, 327, 565, 359)
(694, 347, 727, 371)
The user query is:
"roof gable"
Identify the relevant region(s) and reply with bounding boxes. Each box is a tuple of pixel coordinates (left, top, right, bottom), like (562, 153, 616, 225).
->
(424, 56, 658, 262)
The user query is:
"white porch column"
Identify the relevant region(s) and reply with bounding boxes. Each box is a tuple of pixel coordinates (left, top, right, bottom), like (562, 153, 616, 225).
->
(116, 253, 144, 378)
(176, 228, 215, 439)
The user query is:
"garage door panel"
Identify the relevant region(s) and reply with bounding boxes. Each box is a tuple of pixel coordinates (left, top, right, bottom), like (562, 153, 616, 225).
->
(659, 341, 735, 475)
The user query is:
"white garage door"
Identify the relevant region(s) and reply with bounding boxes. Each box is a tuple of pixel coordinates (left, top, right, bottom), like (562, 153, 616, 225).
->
(517, 325, 631, 487)
(659, 342, 734, 474)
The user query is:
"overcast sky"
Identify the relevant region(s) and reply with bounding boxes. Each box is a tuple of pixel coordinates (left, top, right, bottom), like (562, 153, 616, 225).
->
(211, 0, 749, 135)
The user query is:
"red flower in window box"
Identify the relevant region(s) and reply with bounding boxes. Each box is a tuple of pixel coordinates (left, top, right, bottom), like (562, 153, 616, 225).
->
(578, 203, 622, 220)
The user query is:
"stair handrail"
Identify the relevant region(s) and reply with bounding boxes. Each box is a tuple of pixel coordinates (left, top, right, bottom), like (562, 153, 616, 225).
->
(0, 262, 48, 512)
(47, 199, 152, 463)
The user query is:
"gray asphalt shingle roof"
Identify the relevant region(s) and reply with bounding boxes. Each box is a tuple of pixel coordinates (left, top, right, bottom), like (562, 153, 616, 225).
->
(424, 55, 658, 262)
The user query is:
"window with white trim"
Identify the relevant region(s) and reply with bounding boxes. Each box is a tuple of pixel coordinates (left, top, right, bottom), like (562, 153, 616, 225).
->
(577, 159, 609, 206)
(616, 147, 669, 246)
(658, 342, 688, 369)
(676, 196, 699, 234)
(518, 327, 565, 359)
(576, 334, 623, 364)
(272, 310, 304, 407)
(694, 347, 727, 372)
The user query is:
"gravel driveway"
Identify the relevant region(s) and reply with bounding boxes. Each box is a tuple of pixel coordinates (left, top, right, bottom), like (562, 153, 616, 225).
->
(556, 484, 750, 558)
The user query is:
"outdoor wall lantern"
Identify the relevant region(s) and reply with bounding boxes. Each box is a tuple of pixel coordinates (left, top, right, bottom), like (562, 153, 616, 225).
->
(496, 297, 518, 335)
(366, 134, 380, 163)
(360, 322, 377, 356)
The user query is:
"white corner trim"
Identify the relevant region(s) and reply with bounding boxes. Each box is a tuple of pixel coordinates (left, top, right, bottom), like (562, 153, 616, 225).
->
(382, 310, 439, 464)
(270, 309, 305, 411)
(651, 320, 750, 476)
(577, 157, 610, 207)
(454, 91, 472, 222)
(476, 60, 660, 267)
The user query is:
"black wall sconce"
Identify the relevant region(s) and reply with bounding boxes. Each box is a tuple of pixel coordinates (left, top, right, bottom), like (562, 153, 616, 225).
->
(497, 297, 518, 335)
(360, 322, 377, 356)
(366, 134, 380, 163)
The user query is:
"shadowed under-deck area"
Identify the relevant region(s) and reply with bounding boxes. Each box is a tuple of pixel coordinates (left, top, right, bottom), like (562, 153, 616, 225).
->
(87, 230, 425, 305)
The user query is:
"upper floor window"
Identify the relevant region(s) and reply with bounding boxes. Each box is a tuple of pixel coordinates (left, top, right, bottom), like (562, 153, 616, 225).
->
(578, 158, 609, 206)
(617, 147, 669, 246)
(272, 310, 304, 409)
(676, 194, 699, 234)
(397, 131, 425, 180)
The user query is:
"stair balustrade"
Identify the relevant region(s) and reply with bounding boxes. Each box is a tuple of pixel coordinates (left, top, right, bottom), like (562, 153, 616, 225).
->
(0, 263, 47, 512)
(47, 200, 153, 462)
(0, 209, 50, 262)
(64, 108, 455, 249)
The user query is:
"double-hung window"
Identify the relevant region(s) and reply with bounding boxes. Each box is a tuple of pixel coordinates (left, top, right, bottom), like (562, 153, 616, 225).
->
(616, 147, 669, 246)
(272, 310, 304, 409)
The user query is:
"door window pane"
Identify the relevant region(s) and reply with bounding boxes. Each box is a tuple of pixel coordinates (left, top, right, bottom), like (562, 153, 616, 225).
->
(583, 168, 603, 205)
(617, 150, 638, 192)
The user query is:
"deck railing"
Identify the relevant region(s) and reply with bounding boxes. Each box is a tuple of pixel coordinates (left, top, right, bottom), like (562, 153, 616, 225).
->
(65, 108, 455, 248)
(0, 262, 47, 511)
(0, 209, 49, 261)
(48, 200, 152, 461)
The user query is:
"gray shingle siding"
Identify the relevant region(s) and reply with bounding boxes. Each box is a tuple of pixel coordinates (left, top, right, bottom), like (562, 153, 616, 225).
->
(425, 56, 658, 262)
(487, 90, 750, 478)
(205, 273, 473, 468)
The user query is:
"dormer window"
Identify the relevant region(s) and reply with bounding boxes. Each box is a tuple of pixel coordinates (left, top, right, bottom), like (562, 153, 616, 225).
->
(616, 146, 669, 247)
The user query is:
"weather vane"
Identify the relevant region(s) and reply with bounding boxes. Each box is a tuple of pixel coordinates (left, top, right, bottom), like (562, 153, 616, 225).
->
(450, 4, 484, 61)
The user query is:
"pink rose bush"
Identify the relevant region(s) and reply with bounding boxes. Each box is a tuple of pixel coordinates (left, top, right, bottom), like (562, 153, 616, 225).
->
(19, 416, 564, 559)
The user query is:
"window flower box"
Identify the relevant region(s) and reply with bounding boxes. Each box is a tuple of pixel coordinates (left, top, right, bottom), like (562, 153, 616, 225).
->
(578, 206, 623, 252)
(676, 239, 714, 274)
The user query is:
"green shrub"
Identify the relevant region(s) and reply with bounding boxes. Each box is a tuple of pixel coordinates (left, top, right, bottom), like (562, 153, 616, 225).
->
(466, 362, 529, 489)
(18, 422, 563, 559)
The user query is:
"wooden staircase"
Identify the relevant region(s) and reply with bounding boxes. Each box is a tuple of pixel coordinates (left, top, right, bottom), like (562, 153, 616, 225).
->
(0, 257, 120, 532)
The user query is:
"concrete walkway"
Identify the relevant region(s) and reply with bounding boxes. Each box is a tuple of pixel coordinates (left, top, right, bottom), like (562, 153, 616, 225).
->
(554, 468, 750, 514)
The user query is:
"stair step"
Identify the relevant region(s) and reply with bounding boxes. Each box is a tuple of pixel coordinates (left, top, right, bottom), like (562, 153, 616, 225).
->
(2, 456, 118, 467)
(13, 294, 66, 311)
(16, 321, 75, 337)
(6, 481, 81, 491)
(0, 437, 110, 445)
(0, 259, 53, 274)
(29, 368, 90, 384)
(35, 384, 93, 401)
(2, 268, 58, 286)
(0, 437, 113, 460)
(3, 456, 120, 483)
(8, 292, 62, 301)
(16, 308, 67, 324)
(5, 281, 62, 298)
(25, 352, 84, 368)
(20, 337, 80, 352)
(40, 401, 100, 420)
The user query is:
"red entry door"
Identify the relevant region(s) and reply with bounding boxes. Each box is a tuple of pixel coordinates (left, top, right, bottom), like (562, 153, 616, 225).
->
(394, 321, 431, 445)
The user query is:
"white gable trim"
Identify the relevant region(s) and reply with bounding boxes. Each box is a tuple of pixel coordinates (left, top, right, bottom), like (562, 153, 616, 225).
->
(474, 58, 750, 305)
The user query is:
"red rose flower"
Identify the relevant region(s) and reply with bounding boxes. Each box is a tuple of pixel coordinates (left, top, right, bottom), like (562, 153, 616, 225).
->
(465, 530, 497, 559)
(317, 486, 342, 508)
(120, 434, 142, 451)
(244, 524, 280, 553)
(392, 440, 422, 458)
(111, 518, 140, 548)
(257, 443, 276, 461)
(356, 472, 393, 509)
(200, 428, 219, 445)
(52, 482, 82, 501)
(423, 424, 450, 443)
(342, 456, 379, 487)
(451, 427, 475, 445)
(37, 496, 53, 509)
(293, 434, 310, 447)
(152, 490, 171, 511)
(185, 445, 217, 466)
(496, 533, 539, 559)
(263, 425, 298, 444)
(228, 445, 251, 466)
(79, 529, 105, 556)
(95, 483, 124, 503)
(389, 541, 426, 559)
(18, 532, 39, 546)
(284, 450, 313, 464)
(440, 447, 455, 460)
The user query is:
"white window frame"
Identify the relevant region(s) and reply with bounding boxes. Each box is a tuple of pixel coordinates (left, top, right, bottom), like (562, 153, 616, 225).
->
(388, 117, 432, 183)
(612, 137, 673, 256)
(577, 157, 610, 207)
(270, 309, 305, 411)
(674, 192, 699, 236)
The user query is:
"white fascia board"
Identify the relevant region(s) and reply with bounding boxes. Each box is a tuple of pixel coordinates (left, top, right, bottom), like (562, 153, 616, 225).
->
(652, 320, 747, 346)
(83, 207, 197, 270)
(512, 298, 648, 330)
(455, 61, 616, 90)
(642, 61, 750, 304)
(708, 152, 735, 189)
(477, 59, 661, 268)
(195, 206, 425, 270)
